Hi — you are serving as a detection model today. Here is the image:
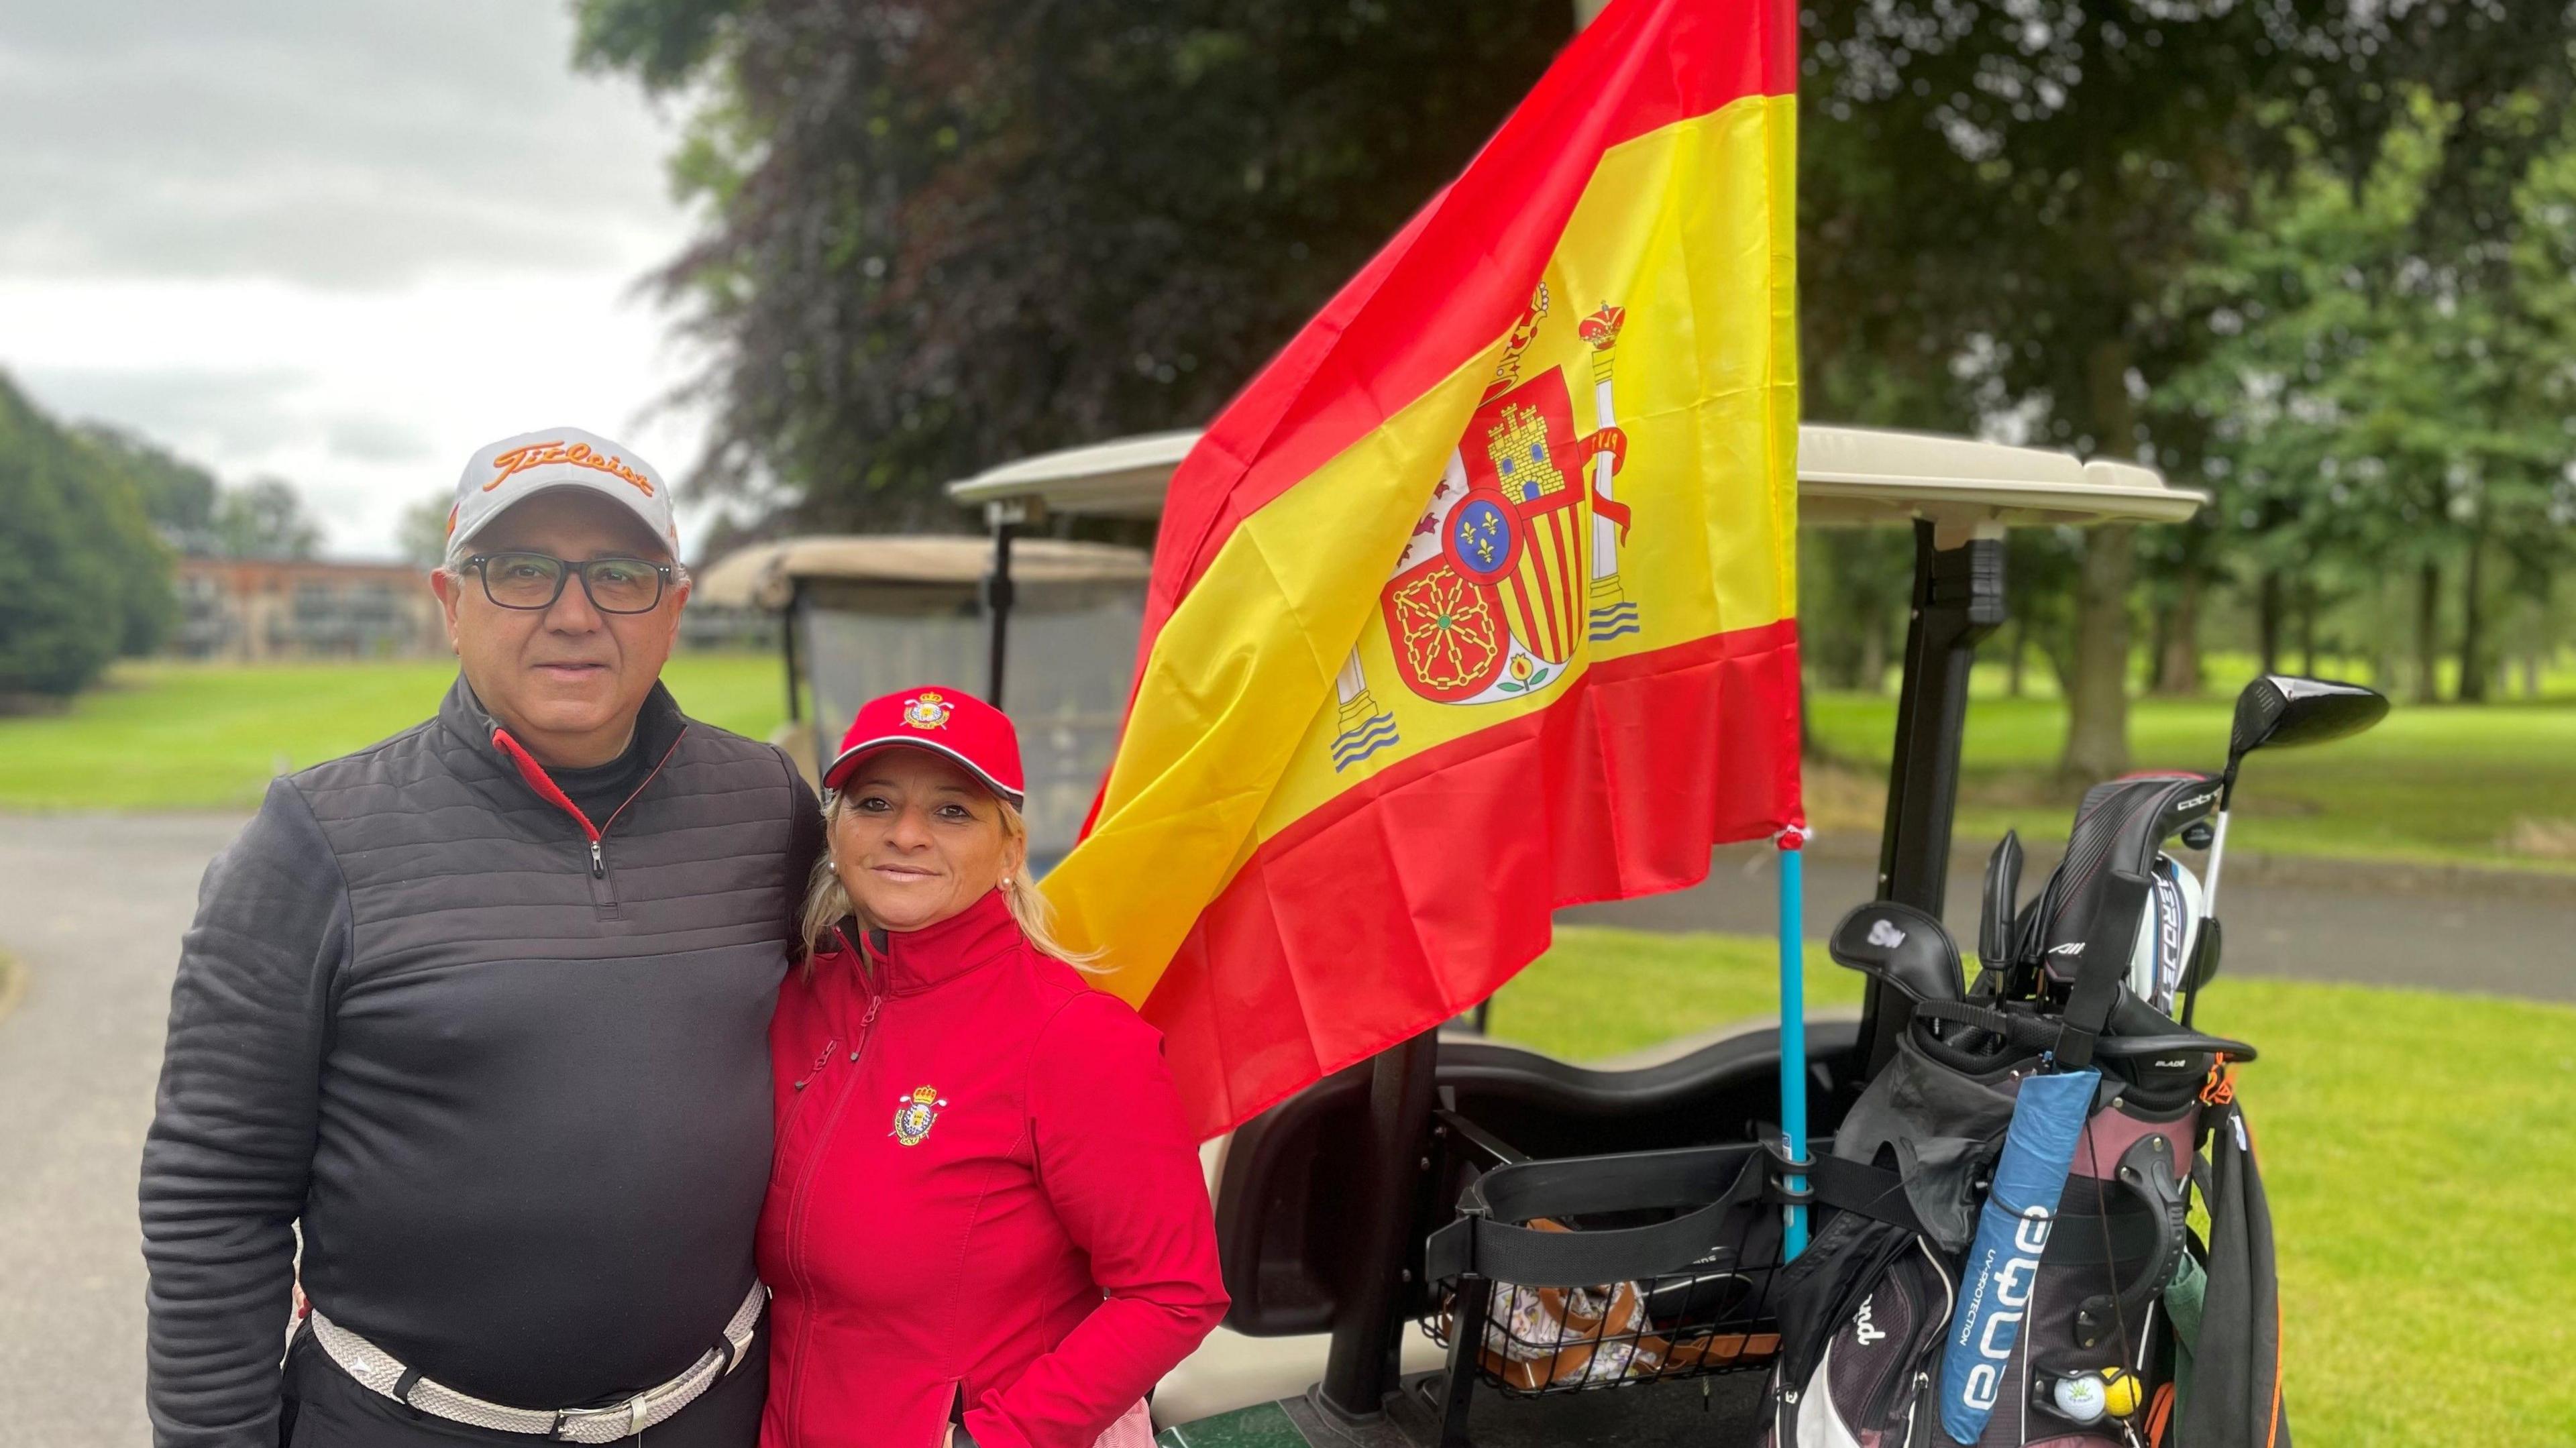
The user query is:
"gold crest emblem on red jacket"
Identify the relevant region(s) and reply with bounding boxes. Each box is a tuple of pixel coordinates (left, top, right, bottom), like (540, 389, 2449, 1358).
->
(892, 1085, 948, 1146)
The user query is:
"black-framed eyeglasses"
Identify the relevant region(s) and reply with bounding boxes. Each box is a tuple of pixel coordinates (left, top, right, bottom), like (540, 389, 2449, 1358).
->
(464, 552, 676, 615)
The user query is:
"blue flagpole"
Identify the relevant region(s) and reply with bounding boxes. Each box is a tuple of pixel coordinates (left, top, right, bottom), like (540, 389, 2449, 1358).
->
(1777, 826, 1809, 1258)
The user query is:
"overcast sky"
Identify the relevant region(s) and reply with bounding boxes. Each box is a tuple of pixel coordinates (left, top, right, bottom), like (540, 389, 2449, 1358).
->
(0, 1, 714, 559)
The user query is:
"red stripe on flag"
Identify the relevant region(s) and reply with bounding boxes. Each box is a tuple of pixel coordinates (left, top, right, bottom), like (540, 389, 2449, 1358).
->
(1144, 0, 1796, 642)
(1140, 617, 1801, 1137)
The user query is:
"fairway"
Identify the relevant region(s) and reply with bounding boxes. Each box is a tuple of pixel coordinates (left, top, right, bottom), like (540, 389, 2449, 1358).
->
(1493, 926, 2576, 1447)
(10, 665, 2571, 882)
(0, 657, 790, 812)
(1807, 689, 2576, 874)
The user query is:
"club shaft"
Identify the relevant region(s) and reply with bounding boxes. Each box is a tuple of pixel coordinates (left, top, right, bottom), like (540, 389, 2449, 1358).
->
(2201, 809, 2233, 915)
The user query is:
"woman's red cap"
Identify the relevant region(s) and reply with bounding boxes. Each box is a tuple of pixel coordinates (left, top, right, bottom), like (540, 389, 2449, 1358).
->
(822, 687, 1025, 805)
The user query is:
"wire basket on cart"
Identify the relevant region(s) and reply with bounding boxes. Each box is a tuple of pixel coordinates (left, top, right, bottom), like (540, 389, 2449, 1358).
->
(1419, 1140, 1794, 1443)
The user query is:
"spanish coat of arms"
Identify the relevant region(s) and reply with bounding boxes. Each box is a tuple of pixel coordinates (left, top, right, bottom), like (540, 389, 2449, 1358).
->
(1330, 287, 1636, 772)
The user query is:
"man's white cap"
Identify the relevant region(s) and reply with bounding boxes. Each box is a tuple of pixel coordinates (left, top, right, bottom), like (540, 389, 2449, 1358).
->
(447, 427, 679, 557)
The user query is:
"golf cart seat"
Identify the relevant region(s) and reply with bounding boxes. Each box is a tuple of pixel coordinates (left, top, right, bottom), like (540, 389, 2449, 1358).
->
(1212, 1020, 1865, 1337)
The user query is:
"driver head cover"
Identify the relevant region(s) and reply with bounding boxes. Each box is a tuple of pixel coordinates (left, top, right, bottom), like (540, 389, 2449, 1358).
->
(447, 427, 679, 557)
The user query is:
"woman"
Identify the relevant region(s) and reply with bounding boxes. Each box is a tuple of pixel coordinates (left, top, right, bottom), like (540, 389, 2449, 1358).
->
(759, 686, 1228, 1448)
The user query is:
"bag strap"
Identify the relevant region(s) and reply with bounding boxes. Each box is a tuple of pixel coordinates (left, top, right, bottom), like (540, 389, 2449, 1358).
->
(1801, 1154, 1930, 1239)
(2055, 868, 2151, 1068)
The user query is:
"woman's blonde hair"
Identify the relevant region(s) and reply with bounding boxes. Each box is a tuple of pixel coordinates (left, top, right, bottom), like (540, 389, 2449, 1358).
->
(797, 788, 1102, 970)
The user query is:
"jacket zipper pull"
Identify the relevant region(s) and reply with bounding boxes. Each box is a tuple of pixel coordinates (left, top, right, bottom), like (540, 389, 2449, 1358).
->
(795, 1036, 841, 1091)
(852, 997, 881, 1060)
(588, 840, 605, 877)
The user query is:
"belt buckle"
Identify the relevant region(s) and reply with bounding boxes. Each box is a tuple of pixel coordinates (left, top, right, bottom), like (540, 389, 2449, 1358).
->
(556, 1391, 652, 1441)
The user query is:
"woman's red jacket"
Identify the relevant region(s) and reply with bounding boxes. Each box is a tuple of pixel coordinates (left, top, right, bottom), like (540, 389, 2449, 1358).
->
(757, 891, 1228, 1448)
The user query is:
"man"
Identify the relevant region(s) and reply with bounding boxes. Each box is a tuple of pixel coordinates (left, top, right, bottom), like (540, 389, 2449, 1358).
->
(141, 428, 821, 1447)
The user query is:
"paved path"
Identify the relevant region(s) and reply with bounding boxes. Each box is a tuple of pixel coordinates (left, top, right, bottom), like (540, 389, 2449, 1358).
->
(1568, 839, 2576, 1002)
(0, 814, 2566, 1445)
(0, 814, 250, 1447)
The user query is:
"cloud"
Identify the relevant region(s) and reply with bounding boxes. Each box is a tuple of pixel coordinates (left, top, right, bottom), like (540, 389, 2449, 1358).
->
(0, 1, 689, 289)
(3, 274, 717, 559)
(323, 413, 437, 465)
(13, 365, 311, 459)
(0, 1, 718, 557)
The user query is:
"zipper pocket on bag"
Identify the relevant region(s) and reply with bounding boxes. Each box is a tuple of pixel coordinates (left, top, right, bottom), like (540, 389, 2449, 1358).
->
(1856, 1241, 1957, 1431)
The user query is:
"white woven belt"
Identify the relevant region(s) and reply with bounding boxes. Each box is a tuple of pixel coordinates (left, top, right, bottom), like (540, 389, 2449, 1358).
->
(308, 1282, 766, 1443)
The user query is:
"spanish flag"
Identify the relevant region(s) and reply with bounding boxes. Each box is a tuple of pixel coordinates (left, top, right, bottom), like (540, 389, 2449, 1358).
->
(1046, 0, 1801, 1138)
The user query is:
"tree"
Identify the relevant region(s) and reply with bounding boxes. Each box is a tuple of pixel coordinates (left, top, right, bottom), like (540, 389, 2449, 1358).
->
(1799, 0, 2576, 771)
(78, 425, 221, 556)
(396, 493, 455, 569)
(0, 374, 174, 698)
(2167, 94, 2576, 706)
(582, 0, 2576, 742)
(574, 0, 1572, 531)
(210, 478, 323, 561)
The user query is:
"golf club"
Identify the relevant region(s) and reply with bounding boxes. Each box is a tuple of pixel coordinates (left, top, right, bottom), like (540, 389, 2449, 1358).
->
(2200, 675, 2390, 914)
(1826, 899, 1966, 1007)
(1978, 828, 2023, 981)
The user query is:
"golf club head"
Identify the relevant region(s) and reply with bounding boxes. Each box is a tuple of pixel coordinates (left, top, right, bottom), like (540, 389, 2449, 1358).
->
(2227, 675, 2390, 768)
(1828, 901, 1964, 1005)
(1979, 830, 2023, 970)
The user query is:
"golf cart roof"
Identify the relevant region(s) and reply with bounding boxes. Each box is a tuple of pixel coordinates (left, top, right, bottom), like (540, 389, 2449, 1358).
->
(946, 424, 2206, 531)
(695, 534, 1150, 612)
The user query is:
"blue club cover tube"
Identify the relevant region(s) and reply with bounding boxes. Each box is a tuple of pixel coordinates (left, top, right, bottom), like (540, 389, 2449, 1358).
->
(1938, 1068, 2101, 1444)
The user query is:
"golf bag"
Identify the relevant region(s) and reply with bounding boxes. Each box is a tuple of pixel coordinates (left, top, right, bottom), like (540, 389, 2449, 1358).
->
(1765, 774, 2288, 1447)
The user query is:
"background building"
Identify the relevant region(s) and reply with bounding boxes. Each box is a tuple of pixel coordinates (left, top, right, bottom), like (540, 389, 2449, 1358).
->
(171, 558, 445, 662)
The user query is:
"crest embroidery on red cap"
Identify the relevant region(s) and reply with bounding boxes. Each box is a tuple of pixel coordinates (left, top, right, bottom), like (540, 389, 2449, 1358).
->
(901, 692, 954, 730)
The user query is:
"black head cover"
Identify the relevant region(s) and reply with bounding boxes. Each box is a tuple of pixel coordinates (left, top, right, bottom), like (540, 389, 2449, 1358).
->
(1979, 830, 2023, 970)
(1829, 901, 1964, 1005)
(2025, 773, 2220, 983)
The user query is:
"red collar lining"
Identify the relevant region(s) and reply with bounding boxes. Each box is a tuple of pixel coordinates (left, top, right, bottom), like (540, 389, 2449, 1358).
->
(491, 727, 600, 841)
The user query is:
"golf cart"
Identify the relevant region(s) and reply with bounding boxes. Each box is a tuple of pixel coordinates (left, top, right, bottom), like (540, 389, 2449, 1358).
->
(694, 533, 1148, 862)
(928, 425, 2210, 1446)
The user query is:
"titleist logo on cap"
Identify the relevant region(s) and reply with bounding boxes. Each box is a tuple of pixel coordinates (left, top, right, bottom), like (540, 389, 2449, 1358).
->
(484, 441, 656, 498)
(448, 426, 678, 552)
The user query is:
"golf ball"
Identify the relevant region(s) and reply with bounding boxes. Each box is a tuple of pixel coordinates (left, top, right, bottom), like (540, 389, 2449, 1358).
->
(2051, 1374, 2108, 1424)
(2099, 1367, 2143, 1417)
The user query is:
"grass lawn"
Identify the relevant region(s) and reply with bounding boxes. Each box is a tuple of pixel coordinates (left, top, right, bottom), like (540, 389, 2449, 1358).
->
(9, 661, 2569, 881)
(13, 661, 2564, 880)
(1491, 926, 2576, 1447)
(0, 655, 788, 812)
(1807, 689, 2576, 874)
